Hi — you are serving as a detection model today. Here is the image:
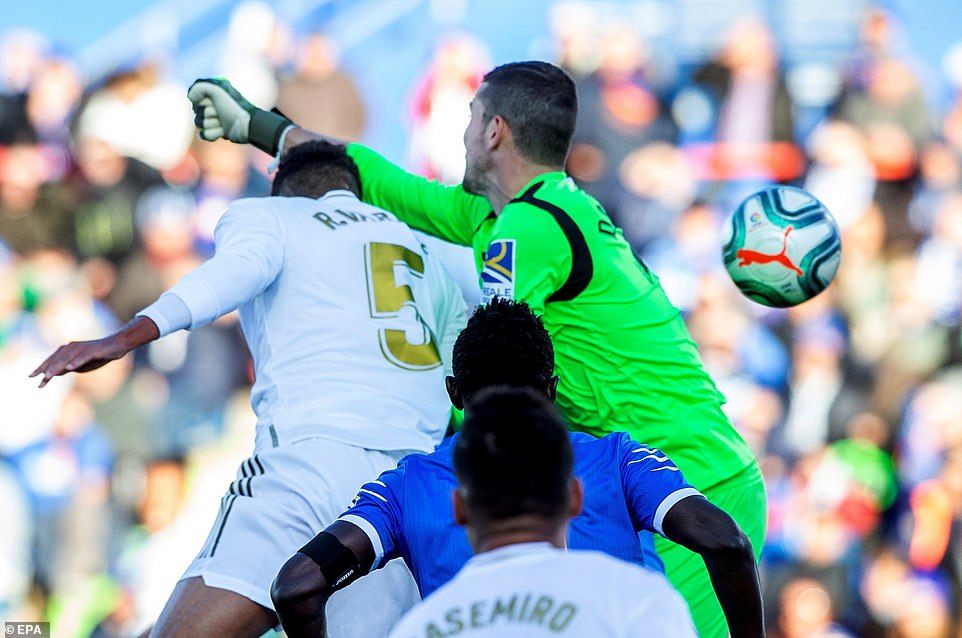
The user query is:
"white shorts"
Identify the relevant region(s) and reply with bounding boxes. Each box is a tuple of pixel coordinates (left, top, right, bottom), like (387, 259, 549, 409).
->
(182, 435, 420, 636)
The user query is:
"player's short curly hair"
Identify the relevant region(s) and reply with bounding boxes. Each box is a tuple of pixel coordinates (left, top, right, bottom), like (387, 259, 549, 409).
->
(271, 140, 362, 199)
(452, 297, 555, 404)
(455, 386, 573, 521)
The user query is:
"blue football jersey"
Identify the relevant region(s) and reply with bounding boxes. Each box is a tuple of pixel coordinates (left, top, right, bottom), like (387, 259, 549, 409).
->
(338, 431, 700, 598)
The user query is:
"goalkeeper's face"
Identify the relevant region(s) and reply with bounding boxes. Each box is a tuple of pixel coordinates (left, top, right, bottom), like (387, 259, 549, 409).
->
(462, 92, 494, 196)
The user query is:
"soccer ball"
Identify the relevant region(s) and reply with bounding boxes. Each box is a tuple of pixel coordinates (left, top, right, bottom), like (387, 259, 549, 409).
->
(721, 186, 841, 308)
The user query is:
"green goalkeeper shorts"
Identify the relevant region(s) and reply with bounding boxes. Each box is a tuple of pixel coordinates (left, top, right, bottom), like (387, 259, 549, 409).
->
(654, 459, 767, 638)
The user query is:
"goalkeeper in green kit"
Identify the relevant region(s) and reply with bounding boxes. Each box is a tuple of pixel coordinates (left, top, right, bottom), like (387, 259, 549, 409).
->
(189, 62, 765, 638)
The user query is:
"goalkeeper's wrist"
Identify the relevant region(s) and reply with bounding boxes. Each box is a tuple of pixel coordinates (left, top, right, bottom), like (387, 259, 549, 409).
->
(267, 124, 297, 173)
(249, 109, 294, 156)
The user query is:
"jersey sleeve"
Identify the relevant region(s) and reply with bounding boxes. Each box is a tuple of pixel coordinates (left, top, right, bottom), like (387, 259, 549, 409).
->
(347, 143, 491, 246)
(337, 463, 407, 570)
(153, 199, 285, 329)
(615, 433, 702, 536)
(479, 205, 569, 316)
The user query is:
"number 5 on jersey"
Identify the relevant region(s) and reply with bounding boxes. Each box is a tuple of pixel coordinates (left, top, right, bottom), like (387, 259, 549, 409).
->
(364, 242, 442, 371)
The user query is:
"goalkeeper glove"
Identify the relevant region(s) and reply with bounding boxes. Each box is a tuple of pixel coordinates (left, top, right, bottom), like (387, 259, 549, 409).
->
(187, 78, 293, 155)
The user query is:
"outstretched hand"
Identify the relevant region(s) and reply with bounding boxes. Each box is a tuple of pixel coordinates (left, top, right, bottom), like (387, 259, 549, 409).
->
(30, 337, 130, 387)
(29, 316, 160, 388)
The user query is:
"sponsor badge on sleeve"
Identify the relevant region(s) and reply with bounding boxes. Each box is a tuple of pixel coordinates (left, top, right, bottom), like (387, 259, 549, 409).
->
(480, 239, 515, 303)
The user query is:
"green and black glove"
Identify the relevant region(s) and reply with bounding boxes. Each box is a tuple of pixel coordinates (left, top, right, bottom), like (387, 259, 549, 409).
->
(187, 78, 293, 155)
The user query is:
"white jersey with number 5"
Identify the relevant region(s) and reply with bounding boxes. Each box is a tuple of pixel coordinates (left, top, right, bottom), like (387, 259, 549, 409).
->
(148, 190, 465, 452)
(389, 543, 697, 638)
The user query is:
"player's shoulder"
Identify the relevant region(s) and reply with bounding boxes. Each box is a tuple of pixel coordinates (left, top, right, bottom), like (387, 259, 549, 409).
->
(495, 199, 564, 238)
(569, 432, 632, 476)
(568, 431, 614, 457)
(572, 430, 633, 455)
(565, 548, 672, 586)
(388, 445, 441, 477)
(221, 196, 291, 223)
(505, 175, 603, 216)
(568, 431, 599, 445)
(576, 551, 694, 632)
(495, 176, 603, 246)
(399, 439, 455, 474)
(222, 196, 276, 215)
(486, 201, 569, 271)
(214, 197, 284, 236)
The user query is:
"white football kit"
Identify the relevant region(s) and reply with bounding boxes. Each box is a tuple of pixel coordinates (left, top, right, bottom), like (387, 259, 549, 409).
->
(138, 190, 466, 633)
(389, 543, 697, 638)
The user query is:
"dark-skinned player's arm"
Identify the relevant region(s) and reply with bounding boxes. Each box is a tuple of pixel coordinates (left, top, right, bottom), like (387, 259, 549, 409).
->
(30, 316, 159, 386)
(616, 435, 764, 638)
(271, 521, 374, 638)
(273, 464, 408, 637)
(187, 78, 491, 246)
(660, 495, 764, 638)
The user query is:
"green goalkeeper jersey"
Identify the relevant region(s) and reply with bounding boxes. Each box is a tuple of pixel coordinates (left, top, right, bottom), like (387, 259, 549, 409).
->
(347, 144, 756, 488)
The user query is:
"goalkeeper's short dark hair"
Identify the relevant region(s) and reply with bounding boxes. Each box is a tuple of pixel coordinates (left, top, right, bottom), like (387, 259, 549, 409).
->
(479, 61, 577, 166)
(454, 386, 573, 522)
(452, 297, 554, 404)
(271, 140, 362, 199)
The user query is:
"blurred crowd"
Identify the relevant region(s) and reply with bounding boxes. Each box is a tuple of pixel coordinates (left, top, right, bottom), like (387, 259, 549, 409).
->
(1, 2, 961, 637)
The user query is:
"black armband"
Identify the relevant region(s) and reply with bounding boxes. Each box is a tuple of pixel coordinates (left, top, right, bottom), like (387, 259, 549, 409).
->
(249, 108, 293, 156)
(298, 532, 363, 592)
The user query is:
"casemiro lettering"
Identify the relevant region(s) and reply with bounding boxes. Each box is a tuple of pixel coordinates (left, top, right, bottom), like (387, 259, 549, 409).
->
(418, 593, 577, 636)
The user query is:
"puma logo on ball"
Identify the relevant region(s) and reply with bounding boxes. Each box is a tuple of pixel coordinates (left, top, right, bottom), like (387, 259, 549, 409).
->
(736, 226, 802, 276)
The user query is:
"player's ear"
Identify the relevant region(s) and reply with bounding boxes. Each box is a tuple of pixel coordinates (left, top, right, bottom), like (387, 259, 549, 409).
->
(486, 115, 506, 151)
(568, 478, 583, 518)
(453, 489, 469, 526)
(446, 376, 464, 410)
(546, 376, 560, 403)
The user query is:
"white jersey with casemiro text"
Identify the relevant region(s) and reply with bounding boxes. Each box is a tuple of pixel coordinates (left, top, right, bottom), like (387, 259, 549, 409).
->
(389, 543, 697, 638)
(140, 190, 466, 452)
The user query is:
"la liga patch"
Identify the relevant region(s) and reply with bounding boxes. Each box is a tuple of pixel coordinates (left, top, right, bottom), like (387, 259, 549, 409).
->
(480, 239, 515, 302)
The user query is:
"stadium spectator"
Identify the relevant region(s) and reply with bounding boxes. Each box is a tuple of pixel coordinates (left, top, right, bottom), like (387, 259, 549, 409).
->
(108, 187, 199, 322)
(604, 141, 696, 251)
(837, 55, 932, 249)
(775, 577, 852, 638)
(406, 33, 490, 183)
(25, 57, 82, 148)
(8, 388, 113, 598)
(276, 33, 367, 141)
(691, 17, 801, 183)
(0, 29, 47, 144)
(567, 24, 676, 214)
(0, 457, 31, 620)
(0, 140, 75, 254)
(76, 63, 193, 172)
(803, 120, 876, 231)
(68, 129, 163, 263)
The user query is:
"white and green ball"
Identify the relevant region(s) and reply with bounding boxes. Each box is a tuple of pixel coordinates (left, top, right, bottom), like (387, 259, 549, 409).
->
(721, 186, 841, 308)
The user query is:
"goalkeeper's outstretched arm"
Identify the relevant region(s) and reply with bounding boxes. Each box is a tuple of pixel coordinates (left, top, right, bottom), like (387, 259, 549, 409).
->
(187, 78, 491, 246)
